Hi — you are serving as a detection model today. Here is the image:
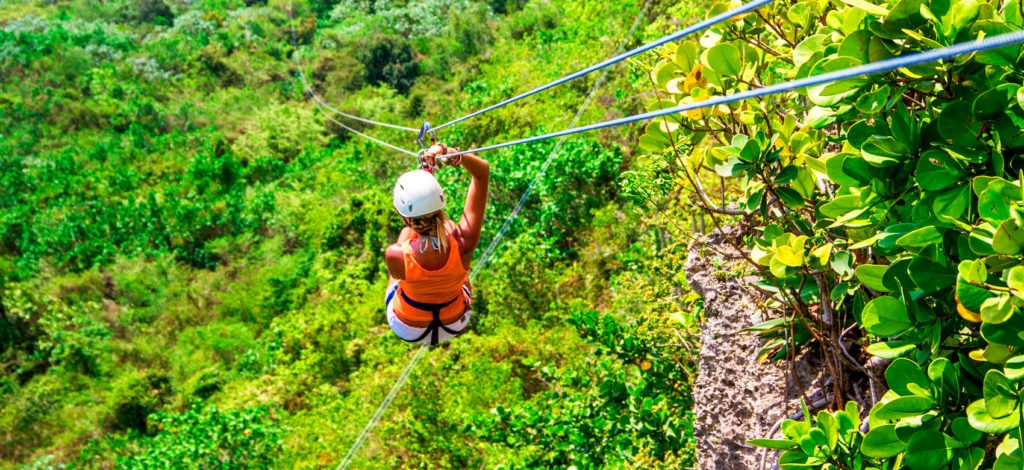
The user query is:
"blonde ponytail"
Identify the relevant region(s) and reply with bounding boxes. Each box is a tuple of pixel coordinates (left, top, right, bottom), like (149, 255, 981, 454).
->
(410, 210, 450, 251)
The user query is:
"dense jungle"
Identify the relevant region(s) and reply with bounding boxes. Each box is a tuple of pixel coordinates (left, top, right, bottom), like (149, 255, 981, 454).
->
(4, 0, 1024, 468)
(0, 0, 703, 467)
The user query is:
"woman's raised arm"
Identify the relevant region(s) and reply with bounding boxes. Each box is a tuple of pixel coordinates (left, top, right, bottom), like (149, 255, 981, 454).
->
(453, 151, 489, 252)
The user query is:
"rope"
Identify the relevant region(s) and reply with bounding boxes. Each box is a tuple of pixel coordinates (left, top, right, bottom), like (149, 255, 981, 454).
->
(337, 343, 429, 470)
(334, 4, 653, 467)
(287, 6, 420, 134)
(430, 0, 776, 132)
(470, 0, 652, 279)
(311, 98, 421, 157)
(310, 93, 420, 133)
(442, 29, 1024, 158)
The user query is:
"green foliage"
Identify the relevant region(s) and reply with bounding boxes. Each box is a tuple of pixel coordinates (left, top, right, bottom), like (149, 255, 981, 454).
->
(358, 35, 421, 94)
(112, 404, 283, 469)
(489, 307, 695, 467)
(750, 402, 884, 470)
(638, 0, 1024, 467)
(105, 370, 173, 433)
(0, 0, 698, 467)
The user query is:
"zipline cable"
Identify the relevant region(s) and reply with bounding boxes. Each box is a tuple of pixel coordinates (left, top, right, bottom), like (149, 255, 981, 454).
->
(311, 98, 421, 157)
(334, 4, 653, 467)
(441, 29, 1024, 159)
(311, 93, 420, 133)
(430, 0, 777, 132)
(337, 342, 428, 469)
(288, 6, 420, 134)
(470, 0, 652, 279)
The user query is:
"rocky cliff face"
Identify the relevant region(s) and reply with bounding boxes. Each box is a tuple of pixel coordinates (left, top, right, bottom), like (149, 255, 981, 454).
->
(685, 230, 826, 470)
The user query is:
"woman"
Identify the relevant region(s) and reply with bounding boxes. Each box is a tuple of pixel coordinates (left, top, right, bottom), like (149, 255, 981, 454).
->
(384, 144, 489, 345)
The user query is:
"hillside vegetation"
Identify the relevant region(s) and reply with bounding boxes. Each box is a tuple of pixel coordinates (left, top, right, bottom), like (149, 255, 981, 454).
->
(7, 0, 1024, 468)
(0, 0, 705, 468)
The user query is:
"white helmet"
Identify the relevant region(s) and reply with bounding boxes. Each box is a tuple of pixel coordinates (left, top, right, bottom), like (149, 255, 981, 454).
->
(393, 170, 446, 217)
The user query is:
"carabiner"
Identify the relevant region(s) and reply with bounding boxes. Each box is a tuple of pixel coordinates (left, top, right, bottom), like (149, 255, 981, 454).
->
(417, 122, 437, 149)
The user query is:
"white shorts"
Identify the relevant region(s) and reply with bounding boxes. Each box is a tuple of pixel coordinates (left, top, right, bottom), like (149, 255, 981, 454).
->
(385, 283, 471, 344)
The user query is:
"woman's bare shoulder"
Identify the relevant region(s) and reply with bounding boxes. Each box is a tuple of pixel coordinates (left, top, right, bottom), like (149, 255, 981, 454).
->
(386, 243, 404, 260)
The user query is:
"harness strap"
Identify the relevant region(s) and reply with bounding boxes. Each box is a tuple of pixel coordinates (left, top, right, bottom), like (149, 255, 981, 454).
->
(399, 291, 465, 345)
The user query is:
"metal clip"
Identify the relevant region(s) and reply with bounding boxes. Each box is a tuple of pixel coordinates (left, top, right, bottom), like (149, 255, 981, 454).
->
(417, 148, 443, 174)
(416, 122, 442, 173)
(417, 122, 437, 149)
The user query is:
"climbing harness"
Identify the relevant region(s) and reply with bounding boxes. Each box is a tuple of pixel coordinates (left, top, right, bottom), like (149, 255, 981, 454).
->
(396, 291, 466, 345)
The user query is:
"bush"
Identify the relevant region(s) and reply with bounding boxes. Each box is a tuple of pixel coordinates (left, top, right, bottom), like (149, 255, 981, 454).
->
(639, 0, 1024, 467)
(116, 403, 283, 469)
(105, 370, 172, 433)
(358, 35, 420, 94)
(120, 0, 174, 26)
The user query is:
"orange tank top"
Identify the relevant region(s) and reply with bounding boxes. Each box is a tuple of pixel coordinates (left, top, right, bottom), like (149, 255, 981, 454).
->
(395, 233, 469, 324)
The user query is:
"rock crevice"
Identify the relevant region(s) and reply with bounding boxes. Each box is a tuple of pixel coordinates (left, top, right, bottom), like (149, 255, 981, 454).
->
(685, 231, 825, 470)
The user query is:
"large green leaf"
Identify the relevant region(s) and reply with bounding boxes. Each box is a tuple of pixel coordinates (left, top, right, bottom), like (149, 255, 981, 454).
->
(981, 295, 1016, 324)
(978, 178, 1021, 224)
(984, 370, 1019, 419)
(967, 398, 1019, 433)
(981, 309, 1024, 347)
(856, 264, 891, 292)
(885, 358, 932, 396)
(896, 226, 942, 248)
(674, 41, 698, 73)
(1008, 266, 1024, 297)
(957, 274, 995, 313)
(968, 225, 996, 256)
(951, 417, 981, 445)
(862, 424, 905, 458)
(793, 35, 826, 66)
(992, 219, 1024, 255)
(939, 101, 984, 147)
(904, 430, 950, 470)
(861, 295, 911, 337)
(959, 447, 985, 470)
(866, 340, 917, 359)
(873, 395, 934, 420)
(860, 135, 910, 167)
(1006, 355, 1024, 382)
(651, 60, 682, 88)
(705, 43, 742, 78)
(881, 0, 927, 33)
(808, 57, 867, 104)
(838, 30, 893, 64)
(934, 0, 979, 39)
(974, 84, 1019, 120)
(908, 256, 955, 292)
(994, 450, 1024, 470)
(855, 85, 892, 114)
(928, 357, 958, 394)
(932, 185, 970, 223)
(972, 21, 1021, 66)
(917, 149, 962, 190)
(958, 259, 988, 284)
(775, 187, 805, 209)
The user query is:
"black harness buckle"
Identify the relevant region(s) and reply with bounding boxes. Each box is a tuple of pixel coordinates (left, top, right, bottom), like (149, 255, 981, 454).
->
(400, 291, 466, 345)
